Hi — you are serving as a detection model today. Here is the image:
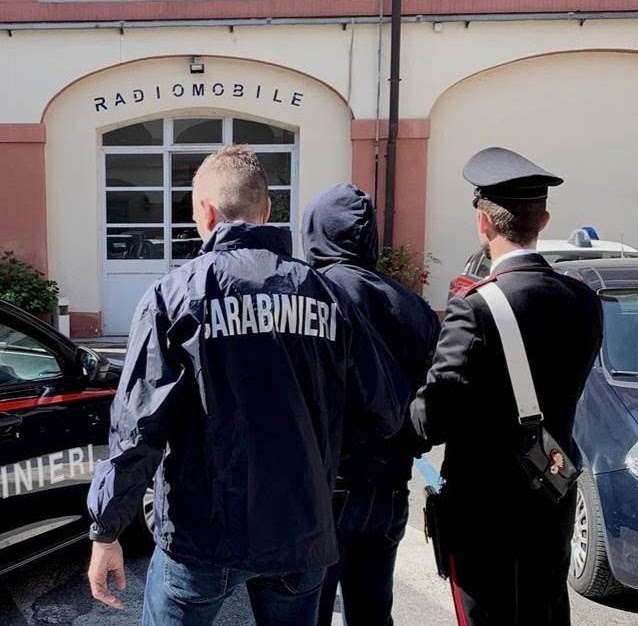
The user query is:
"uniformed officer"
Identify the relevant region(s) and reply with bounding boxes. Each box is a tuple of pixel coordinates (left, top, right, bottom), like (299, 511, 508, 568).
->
(86, 145, 409, 626)
(411, 147, 603, 626)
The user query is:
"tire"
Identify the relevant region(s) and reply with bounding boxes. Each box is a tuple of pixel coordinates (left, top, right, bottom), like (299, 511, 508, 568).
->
(120, 487, 155, 555)
(568, 469, 624, 598)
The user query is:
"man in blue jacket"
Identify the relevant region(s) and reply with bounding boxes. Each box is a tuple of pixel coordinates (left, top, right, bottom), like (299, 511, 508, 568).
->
(302, 183, 440, 626)
(86, 147, 409, 626)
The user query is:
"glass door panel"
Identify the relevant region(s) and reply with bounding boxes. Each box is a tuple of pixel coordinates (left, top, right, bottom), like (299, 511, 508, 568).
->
(104, 151, 165, 273)
(169, 152, 207, 269)
(106, 191, 164, 224)
(171, 153, 209, 187)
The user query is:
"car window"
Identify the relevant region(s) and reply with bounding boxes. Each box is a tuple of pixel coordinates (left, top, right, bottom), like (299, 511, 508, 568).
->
(462, 254, 476, 273)
(600, 291, 638, 373)
(0, 324, 63, 385)
(475, 254, 491, 278)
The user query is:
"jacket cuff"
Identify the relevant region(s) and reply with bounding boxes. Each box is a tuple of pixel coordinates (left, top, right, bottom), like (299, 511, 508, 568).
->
(89, 523, 117, 543)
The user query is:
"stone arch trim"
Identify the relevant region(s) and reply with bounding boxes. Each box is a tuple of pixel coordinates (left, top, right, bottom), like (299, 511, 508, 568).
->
(40, 54, 353, 123)
(427, 48, 638, 117)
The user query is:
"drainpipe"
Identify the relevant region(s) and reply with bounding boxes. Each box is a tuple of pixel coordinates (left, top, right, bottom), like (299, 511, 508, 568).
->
(373, 0, 384, 210)
(382, 0, 401, 249)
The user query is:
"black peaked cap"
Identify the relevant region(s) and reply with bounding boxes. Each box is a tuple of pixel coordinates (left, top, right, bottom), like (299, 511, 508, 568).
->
(463, 147, 563, 204)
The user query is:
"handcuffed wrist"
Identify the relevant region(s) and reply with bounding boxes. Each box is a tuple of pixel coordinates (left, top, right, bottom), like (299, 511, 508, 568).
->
(89, 523, 117, 543)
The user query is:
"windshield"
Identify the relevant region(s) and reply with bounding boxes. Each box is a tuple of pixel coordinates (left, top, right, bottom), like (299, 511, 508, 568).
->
(601, 291, 638, 374)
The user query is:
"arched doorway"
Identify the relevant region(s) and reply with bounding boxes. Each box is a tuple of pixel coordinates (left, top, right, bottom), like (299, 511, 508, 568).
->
(42, 55, 352, 336)
(101, 115, 298, 334)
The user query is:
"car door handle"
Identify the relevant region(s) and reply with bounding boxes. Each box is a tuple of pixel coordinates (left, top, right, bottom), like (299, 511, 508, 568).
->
(0, 412, 23, 440)
(0, 413, 22, 430)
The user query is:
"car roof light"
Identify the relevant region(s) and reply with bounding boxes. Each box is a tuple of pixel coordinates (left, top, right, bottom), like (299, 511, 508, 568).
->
(567, 228, 593, 248)
(581, 226, 600, 240)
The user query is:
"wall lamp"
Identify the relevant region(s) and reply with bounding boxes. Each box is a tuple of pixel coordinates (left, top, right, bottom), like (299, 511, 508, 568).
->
(190, 56, 205, 74)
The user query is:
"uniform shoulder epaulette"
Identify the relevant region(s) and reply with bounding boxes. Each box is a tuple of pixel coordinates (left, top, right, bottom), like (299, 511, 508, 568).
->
(458, 275, 498, 299)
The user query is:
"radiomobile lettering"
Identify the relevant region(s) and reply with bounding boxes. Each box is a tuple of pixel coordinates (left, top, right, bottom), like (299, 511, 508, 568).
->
(93, 82, 304, 112)
(0, 444, 105, 499)
(206, 294, 338, 341)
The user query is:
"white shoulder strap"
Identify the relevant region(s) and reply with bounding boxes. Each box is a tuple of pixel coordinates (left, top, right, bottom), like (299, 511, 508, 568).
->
(476, 282, 543, 424)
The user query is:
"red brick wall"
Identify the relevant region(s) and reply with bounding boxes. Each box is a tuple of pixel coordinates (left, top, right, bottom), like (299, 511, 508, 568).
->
(352, 119, 429, 255)
(2, 1, 638, 23)
(0, 124, 47, 275)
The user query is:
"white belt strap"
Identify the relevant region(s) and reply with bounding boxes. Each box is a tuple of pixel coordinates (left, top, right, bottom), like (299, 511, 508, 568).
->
(477, 282, 543, 424)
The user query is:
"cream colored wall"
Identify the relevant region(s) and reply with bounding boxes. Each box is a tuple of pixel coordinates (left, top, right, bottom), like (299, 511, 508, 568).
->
(6, 19, 638, 124)
(44, 56, 351, 312)
(425, 51, 638, 310)
(7, 17, 638, 313)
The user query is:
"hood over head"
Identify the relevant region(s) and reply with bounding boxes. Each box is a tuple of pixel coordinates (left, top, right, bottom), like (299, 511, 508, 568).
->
(302, 183, 379, 270)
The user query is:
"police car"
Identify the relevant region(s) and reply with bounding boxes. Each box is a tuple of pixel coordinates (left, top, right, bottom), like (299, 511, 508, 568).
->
(448, 228, 638, 298)
(550, 258, 638, 598)
(0, 299, 151, 575)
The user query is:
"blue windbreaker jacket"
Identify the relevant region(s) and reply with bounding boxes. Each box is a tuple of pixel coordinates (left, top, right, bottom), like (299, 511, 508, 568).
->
(303, 184, 440, 486)
(87, 222, 408, 573)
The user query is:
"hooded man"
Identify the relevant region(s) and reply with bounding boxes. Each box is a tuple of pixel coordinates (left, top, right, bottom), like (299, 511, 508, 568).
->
(302, 183, 440, 626)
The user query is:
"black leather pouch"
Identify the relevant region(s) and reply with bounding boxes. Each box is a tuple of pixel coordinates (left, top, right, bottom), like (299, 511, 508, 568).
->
(518, 422, 581, 503)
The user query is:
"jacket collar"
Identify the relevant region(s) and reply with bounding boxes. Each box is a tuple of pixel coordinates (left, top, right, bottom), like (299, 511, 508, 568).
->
(491, 252, 550, 276)
(201, 222, 292, 256)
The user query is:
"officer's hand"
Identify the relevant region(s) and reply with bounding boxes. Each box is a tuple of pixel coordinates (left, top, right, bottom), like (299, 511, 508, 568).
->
(88, 540, 126, 609)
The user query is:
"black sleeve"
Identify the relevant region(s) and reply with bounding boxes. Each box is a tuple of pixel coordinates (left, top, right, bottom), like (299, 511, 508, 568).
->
(410, 296, 481, 447)
(87, 285, 187, 542)
(345, 303, 411, 441)
(418, 305, 442, 389)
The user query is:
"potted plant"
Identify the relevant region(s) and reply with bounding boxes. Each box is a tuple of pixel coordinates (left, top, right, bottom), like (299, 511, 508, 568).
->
(377, 244, 439, 293)
(0, 251, 59, 322)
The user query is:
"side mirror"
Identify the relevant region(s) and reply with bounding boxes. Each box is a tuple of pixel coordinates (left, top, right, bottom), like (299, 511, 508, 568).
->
(76, 346, 109, 382)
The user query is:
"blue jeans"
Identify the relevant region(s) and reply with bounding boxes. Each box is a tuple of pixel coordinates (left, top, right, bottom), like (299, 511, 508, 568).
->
(142, 546, 326, 626)
(317, 485, 410, 626)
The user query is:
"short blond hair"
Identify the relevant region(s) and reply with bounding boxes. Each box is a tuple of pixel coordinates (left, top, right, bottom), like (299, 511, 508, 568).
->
(193, 145, 269, 222)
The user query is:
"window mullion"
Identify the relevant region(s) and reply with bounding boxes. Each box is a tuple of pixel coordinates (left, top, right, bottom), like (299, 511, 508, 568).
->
(224, 117, 233, 144)
(164, 137, 171, 269)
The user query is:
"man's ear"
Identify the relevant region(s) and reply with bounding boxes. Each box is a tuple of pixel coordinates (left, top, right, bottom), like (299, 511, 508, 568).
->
(477, 209, 494, 237)
(260, 197, 272, 225)
(539, 210, 550, 233)
(201, 198, 220, 232)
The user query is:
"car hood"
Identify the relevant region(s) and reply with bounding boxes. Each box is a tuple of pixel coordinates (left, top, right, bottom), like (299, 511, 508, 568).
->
(609, 379, 638, 426)
(575, 368, 638, 473)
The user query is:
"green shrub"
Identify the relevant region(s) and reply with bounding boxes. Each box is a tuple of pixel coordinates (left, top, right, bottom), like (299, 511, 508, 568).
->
(377, 244, 439, 292)
(0, 251, 59, 315)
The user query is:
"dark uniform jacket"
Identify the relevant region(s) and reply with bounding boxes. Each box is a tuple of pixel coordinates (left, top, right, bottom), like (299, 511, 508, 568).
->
(412, 253, 603, 546)
(87, 222, 409, 574)
(303, 184, 440, 486)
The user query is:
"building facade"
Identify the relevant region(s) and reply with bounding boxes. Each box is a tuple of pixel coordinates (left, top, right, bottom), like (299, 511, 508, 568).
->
(3, 1, 638, 334)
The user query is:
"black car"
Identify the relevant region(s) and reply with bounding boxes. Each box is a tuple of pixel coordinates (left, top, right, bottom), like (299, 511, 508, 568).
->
(551, 259, 638, 597)
(0, 300, 151, 575)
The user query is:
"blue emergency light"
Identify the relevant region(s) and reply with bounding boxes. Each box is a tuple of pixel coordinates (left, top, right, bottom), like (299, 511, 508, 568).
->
(581, 226, 600, 240)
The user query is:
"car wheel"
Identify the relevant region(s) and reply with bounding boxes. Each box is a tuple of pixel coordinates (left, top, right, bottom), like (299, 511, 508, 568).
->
(120, 487, 155, 554)
(568, 470, 623, 597)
